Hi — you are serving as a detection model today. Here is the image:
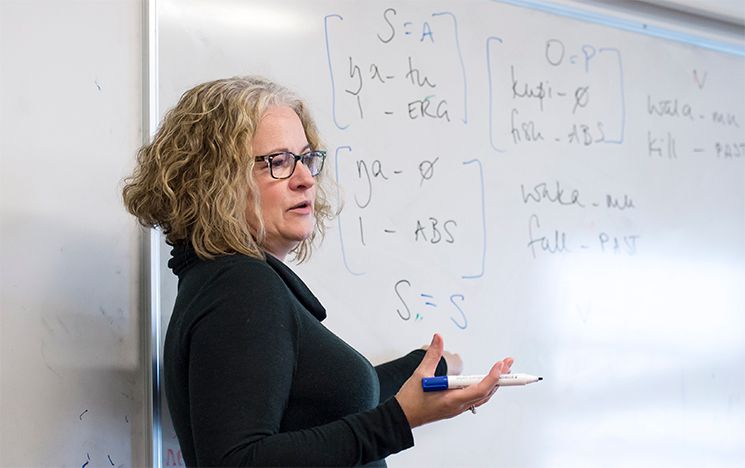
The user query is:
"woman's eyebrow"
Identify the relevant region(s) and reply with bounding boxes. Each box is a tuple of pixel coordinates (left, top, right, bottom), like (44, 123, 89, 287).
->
(261, 143, 312, 155)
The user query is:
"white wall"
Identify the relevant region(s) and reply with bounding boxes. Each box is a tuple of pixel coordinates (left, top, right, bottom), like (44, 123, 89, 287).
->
(0, 1, 147, 466)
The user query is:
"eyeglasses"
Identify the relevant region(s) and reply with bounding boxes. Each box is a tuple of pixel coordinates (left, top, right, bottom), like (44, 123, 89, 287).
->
(254, 150, 326, 180)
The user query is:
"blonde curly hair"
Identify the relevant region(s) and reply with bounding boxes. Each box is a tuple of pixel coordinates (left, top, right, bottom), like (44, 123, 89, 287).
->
(122, 76, 337, 262)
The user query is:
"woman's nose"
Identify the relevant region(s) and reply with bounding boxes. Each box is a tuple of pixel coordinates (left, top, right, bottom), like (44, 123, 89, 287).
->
(289, 160, 315, 189)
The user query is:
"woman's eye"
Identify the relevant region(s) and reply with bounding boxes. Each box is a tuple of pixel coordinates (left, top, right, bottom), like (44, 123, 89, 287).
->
(270, 155, 288, 168)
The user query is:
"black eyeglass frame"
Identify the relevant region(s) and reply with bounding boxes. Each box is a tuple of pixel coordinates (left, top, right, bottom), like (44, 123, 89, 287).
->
(254, 150, 327, 180)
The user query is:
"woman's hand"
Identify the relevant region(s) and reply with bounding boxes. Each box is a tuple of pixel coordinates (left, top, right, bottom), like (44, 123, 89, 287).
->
(397, 334, 513, 428)
(421, 344, 463, 375)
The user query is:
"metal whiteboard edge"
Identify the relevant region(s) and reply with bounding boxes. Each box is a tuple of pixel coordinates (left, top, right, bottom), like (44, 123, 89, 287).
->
(496, 0, 745, 56)
(144, 0, 162, 467)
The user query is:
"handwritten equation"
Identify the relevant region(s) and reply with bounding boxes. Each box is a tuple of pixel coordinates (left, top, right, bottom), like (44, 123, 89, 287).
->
(487, 37, 625, 151)
(645, 70, 743, 160)
(325, 8, 467, 128)
(521, 180, 640, 259)
(334, 145, 485, 281)
(320, 5, 744, 330)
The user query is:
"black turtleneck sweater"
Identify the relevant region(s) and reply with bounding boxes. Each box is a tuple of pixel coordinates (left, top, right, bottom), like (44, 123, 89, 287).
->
(164, 244, 446, 467)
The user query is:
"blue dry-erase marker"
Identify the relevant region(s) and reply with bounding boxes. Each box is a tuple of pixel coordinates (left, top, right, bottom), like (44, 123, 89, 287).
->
(422, 374, 543, 391)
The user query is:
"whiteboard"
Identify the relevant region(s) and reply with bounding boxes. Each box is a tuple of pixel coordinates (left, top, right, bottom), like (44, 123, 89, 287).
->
(155, 1, 745, 467)
(0, 0, 147, 467)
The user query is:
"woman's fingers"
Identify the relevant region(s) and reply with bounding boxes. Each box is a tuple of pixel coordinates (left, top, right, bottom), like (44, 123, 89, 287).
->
(502, 357, 514, 374)
(466, 358, 514, 409)
(479, 360, 504, 390)
(451, 357, 514, 408)
(449, 361, 503, 406)
(470, 381, 502, 409)
(416, 334, 444, 377)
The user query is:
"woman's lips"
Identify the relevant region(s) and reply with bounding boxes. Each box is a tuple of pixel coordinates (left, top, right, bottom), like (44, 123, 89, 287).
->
(288, 201, 312, 214)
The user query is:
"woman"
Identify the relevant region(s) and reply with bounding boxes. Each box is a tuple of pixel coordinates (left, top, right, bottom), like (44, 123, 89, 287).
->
(123, 76, 513, 467)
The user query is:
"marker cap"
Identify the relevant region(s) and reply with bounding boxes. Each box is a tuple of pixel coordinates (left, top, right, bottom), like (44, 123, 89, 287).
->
(422, 376, 449, 392)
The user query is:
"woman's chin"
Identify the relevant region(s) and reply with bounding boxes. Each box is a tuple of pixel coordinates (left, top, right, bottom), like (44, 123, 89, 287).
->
(266, 232, 313, 257)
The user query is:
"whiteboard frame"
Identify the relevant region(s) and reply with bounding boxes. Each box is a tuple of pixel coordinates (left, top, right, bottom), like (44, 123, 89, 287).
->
(144, 0, 162, 467)
(499, 0, 745, 56)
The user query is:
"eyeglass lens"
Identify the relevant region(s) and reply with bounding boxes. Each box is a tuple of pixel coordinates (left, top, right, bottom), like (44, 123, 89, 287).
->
(270, 152, 324, 179)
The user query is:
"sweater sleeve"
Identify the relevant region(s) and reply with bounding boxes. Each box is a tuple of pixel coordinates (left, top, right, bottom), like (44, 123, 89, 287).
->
(186, 262, 413, 466)
(375, 350, 448, 403)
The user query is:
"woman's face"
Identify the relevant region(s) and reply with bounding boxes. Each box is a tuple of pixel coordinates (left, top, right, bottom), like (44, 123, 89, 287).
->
(249, 105, 317, 260)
